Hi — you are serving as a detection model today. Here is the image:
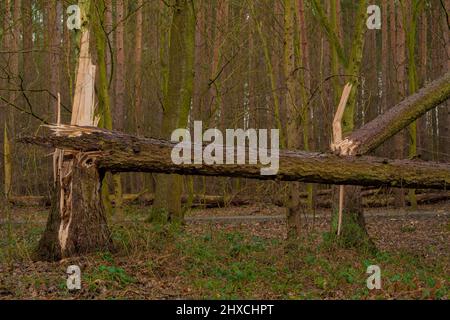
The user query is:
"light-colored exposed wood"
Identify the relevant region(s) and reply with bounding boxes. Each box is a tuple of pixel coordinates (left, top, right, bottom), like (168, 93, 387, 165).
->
(330, 83, 352, 236)
(53, 28, 100, 257)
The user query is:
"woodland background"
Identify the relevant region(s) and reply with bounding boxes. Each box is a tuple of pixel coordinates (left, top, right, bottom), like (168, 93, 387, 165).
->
(0, 0, 449, 212)
(0, 0, 449, 300)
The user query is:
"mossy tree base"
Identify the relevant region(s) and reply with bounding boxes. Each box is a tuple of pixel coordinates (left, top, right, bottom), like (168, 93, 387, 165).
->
(330, 186, 377, 253)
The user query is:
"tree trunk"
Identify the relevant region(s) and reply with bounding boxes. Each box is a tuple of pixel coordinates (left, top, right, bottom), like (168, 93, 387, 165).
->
(208, 0, 228, 127)
(134, 0, 143, 135)
(152, 0, 195, 224)
(296, 0, 314, 213)
(2, 0, 19, 199)
(284, 0, 302, 238)
(113, 0, 125, 214)
(251, 2, 284, 146)
(22, 127, 450, 190)
(22, 0, 33, 87)
(47, 0, 62, 118)
(440, 0, 450, 162)
(395, 0, 407, 207)
(35, 155, 112, 261)
(381, 0, 389, 158)
(417, 9, 427, 160)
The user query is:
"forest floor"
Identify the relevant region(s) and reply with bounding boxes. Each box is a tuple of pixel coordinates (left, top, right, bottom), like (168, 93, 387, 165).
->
(0, 202, 449, 300)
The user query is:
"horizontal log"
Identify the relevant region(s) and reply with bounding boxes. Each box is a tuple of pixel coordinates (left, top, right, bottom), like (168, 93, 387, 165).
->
(20, 126, 450, 190)
(8, 190, 449, 209)
(309, 192, 450, 208)
(335, 72, 450, 155)
(8, 195, 52, 207)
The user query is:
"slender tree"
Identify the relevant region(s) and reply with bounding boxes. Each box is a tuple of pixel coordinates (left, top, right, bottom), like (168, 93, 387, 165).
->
(151, 0, 196, 223)
(113, 0, 125, 213)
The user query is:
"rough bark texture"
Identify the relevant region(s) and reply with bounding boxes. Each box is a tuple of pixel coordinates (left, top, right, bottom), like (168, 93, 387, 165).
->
(153, 0, 195, 223)
(284, 0, 302, 237)
(21, 127, 450, 190)
(35, 154, 113, 261)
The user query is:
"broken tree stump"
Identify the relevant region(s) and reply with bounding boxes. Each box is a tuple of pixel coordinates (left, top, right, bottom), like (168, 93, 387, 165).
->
(35, 154, 113, 261)
(34, 30, 113, 261)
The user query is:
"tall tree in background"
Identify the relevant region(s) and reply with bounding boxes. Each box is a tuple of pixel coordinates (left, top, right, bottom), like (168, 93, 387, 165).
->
(92, 0, 113, 131)
(394, 0, 407, 207)
(151, 0, 195, 224)
(311, 0, 373, 249)
(284, 0, 302, 238)
(22, 0, 33, 87)
(439, 0, 450, 161)
(250, 1, 284, 146)
(134, 0, 144, 135)
(381, 0, 389, 117)
(209, 0, 228, 127)
(296, 0, 314, 213)
(338, 0, 373, 250)
(113, 0, 125, 214)
(47, 1, 62, 119)
(401, 0, 425, 209)
(1, 0, 20, 199)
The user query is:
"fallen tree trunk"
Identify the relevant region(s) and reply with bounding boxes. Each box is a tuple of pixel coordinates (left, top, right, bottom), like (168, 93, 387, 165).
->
(109, 193, 251, 207)
(9, 188, 448, 208)
(20, 126, 450, 190)
(8, 195, 52, 207)
(335, 72, 450, 155)
(299, 192, 450, 208)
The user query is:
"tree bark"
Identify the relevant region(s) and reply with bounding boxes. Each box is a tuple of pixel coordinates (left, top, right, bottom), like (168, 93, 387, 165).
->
(152, 0, 195, 223)
(395, 1, 407, 207)
(284, 0, 302, 237)
(113, 0, 125, 213)
(21, 127, 450, 190)
(35, 154, 113, 261)
(134, 0, 143, 135)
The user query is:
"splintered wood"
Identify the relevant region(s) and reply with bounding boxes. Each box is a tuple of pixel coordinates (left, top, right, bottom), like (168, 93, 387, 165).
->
(71, 31, 98, 127)
(55, 30, 98, 253)
(330, 83, 354, 156)
(331, 83, 352, 236)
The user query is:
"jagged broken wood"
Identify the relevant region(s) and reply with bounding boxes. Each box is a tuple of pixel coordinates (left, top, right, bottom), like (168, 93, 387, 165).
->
(34, 30, 112, 261)
(330, 83, 353, 236)
(21, 125, 450, 190)
(333, 72, 450, 155)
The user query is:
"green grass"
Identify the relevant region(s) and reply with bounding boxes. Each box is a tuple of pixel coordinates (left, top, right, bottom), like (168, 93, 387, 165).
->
(0, 206, 448, 299)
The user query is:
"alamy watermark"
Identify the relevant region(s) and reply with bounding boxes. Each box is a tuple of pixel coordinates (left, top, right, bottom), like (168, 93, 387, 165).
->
(170, 121, 279, 175)
(65, 4, 382, 31)
(66, 5, 81, 30)
(367, 5, 381, 30)
(66, 265, 81, 290)
(366, 265, 381, 290)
